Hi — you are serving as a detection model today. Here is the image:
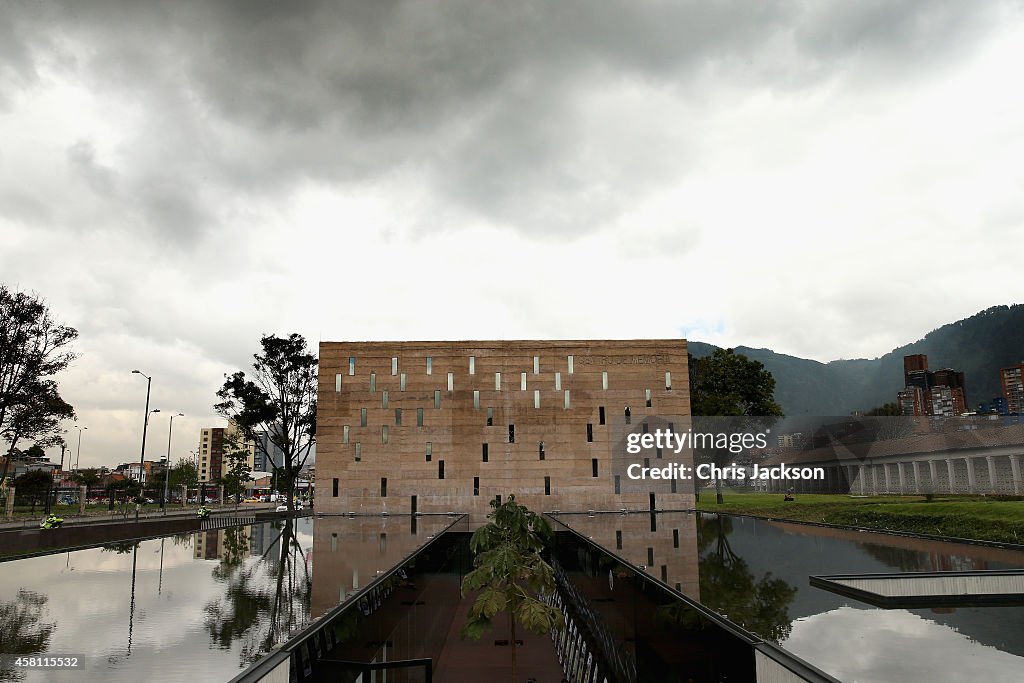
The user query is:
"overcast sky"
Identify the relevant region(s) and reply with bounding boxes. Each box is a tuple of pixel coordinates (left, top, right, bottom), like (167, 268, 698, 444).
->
(3, 1, 1023, 469)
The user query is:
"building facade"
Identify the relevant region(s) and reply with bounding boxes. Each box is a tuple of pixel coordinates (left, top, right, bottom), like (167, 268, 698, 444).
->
(316, 340, 692, 515)
(1001, 363, 1024, 415)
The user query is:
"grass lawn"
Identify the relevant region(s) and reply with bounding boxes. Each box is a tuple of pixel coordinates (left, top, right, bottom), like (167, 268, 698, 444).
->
(695, 491, 1024, 544)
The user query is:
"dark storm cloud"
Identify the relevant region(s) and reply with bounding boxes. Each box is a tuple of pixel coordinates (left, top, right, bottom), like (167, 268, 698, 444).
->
(2, 0, 1011, 238)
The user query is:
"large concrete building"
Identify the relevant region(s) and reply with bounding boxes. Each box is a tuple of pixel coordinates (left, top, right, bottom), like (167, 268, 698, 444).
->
(316, 340, 692, 515)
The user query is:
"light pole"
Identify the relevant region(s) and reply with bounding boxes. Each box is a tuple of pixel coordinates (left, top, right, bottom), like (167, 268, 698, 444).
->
(74, 426, 88, 471)
(162, 412, 184, 511)
(131, 370, 153, 493)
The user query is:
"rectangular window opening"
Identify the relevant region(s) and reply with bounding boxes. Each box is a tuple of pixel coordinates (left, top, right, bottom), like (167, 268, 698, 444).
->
(645, 388, 652, 408)
(426, 356, 432, 375)
(370, 373, 376, 393)
(534, 390, 540, 409)
(447, 372, 454, 392)
(400, 373, 407, 391)
(343, 425, 350, 444)
(417, 408, 424, 426)
(665, 371, 672, 390)
(520, 372, 527, 391)
(391, 357, 398, 376)
(567, 355, 574, 374)
(599, 406, 605, 425)
(473, 477, 480, 496)
(335, 373, 342, 392)
(482, 443, 488, 462)
(355, 443, 362, 462)
(615, 530, 623, 550)
(508, 425, 515, 443)
(380, 478, 388, 497)
(602, 371, 608, 390)
(473, 390, 480, 409)
(592, 458, 598, 477)
(533, 356, 539, 374)
(434, 390, 441, 409)
(382, 425, 389, 444)
(395, 408, 402, 425)
(438, 460, 445, 480)
(586, 423, 593, 442)
(539, 441, 545, 460)
(332, 478, 339, 497)
(495, 372, 501, 391)
(544, 476, 551, 496)
(360, 408, 367, 427)
(382, 390, 388, 409)
(487, 407, 493, 426)
(554, 372, 561, 390)
(469, 356, 475, 374)
(348, 357, 356, 376)
(564, 390, 570, 409)
(614, 475, 621, 494)
(425, 442, 432, 461)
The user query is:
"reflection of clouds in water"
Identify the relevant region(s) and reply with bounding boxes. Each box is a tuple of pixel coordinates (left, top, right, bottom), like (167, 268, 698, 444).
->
(0, 521, 315, 681)
(783, 606, 1024, 683)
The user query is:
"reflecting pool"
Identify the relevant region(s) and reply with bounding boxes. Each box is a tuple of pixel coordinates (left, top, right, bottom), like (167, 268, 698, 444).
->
(0, 515, 455, 682)
(554, 511, 1024, 683)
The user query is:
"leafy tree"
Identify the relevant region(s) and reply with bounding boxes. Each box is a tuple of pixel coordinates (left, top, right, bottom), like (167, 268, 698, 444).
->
(690, 349, 784, 503)
(0, 287, 77, 486)
(461, 495, 564, 683)
(13, 470, 52, 513)
(169, 458, 198, 489)
(215, 334, 316, 514)
(71, 467, 102, 488)
(696, 515, 796, 643)
(0, 590, 55, 680)
(863, 402, 901, 416)
(222, 447, 252, 503)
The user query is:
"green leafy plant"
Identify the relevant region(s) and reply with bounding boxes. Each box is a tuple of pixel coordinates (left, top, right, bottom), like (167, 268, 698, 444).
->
(461, 494, 564, 682)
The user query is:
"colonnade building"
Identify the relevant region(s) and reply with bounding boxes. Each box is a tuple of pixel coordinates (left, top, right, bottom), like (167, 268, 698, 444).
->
(316, 340, 692, 515)
(759, 421, 1024, 496)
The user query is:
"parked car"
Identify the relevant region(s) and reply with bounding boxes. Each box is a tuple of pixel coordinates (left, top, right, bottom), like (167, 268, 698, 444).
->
(275, 504, 288, 512)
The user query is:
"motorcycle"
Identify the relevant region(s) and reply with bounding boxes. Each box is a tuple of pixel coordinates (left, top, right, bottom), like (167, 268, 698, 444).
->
(40, 514, 64, 530)
(197, 506, 211, 519)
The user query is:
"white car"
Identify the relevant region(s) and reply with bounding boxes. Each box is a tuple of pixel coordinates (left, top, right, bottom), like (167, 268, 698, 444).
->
(275, 504, 288, 512)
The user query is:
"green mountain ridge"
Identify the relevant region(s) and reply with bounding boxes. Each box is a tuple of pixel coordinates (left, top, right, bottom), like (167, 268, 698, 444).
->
(689, 304, 1024, 416)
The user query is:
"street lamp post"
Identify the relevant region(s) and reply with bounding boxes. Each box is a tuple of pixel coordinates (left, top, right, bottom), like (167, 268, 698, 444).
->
(74, 426, 88, 471)
(131, 370, 157, 518)
(162, 412, 184, 511)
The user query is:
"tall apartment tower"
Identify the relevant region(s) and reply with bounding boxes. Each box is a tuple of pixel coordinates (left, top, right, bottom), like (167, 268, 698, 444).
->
(1002, 363, 1024, 415)
(198, 422, 256, 483)
(898, 354, 967, 417)
(316, 340, 692, 515)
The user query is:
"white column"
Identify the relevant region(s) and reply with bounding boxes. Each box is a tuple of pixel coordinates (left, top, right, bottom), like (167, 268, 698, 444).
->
(882, 464, 891, 493)
(929, 460, 938, 492)
(965, 457, 976, 494)
(911, 461, 921, 494)
(897, 463, 906, 495)
(859, 465, 867, 494)
(946, 459, 956, 493)
(986, 456, 997, 494)
(1010, 454, 1022, 496)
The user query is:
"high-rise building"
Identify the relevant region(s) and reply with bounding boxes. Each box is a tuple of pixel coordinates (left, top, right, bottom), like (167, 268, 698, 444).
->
(198, 422, 256, 483)
(898, 355, 968, 417)
(317, 340, 692, 515)
(1002, 363, 1024, 415)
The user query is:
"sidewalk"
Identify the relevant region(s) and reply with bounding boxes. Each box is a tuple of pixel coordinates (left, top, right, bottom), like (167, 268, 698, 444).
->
(0, 502, 276, 531)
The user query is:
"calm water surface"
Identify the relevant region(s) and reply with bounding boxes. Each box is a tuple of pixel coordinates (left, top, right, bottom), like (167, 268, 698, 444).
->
(0, 515, 453, 682)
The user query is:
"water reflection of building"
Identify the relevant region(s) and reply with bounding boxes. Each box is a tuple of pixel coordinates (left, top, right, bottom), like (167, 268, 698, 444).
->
(552, 512, 700, 601)
(309, 515, 457, 618)
(193, 526, 252, 560)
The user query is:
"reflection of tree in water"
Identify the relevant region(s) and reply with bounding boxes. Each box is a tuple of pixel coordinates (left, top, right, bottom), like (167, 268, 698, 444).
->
(101, 540, 140, 554)
(696, 515, 796, 643)
(0, 590, 55, 682)
(203, 520, 312, 667)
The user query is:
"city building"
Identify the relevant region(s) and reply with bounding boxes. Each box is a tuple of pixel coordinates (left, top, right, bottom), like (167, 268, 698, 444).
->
(198, 422, 257, 483)
(897, 355, 968, 417)
(317, 340, 692, 515)
(1001, 363, 1024, 415)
